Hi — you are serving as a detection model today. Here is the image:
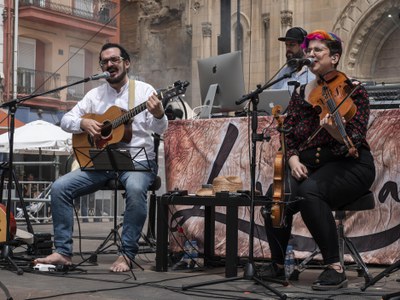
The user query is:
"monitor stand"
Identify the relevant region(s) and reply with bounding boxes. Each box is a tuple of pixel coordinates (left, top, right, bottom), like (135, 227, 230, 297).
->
(199, 83, 218, 119)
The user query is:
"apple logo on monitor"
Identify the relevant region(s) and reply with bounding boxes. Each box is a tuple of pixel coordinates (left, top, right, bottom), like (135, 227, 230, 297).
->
(212, 65, 217, 74)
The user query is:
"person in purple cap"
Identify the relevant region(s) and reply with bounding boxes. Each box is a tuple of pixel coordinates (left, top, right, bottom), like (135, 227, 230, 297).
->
(270, 27, 315, 93)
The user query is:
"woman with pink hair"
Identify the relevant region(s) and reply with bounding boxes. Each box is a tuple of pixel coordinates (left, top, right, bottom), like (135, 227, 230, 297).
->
(260, 30, 375, 291)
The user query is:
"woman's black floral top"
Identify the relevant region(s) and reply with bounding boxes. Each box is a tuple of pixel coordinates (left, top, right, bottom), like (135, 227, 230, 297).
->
(284, 81, 370, 159)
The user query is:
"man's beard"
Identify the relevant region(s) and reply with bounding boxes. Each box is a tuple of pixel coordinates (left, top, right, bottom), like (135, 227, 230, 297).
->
(107, 67, 127, 84)
(286, 50, 303, 61)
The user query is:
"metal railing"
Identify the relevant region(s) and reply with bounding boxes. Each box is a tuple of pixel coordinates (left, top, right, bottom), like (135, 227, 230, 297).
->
(66, 76, 103, 101)
(19, 0, 117, 27)
(17, 68, 61, 99)
(2, 180, 123, 223)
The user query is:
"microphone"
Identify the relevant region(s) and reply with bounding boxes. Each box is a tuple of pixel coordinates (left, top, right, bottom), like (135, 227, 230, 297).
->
(289, 58, 315, 68)
(88, 71, 110, 81)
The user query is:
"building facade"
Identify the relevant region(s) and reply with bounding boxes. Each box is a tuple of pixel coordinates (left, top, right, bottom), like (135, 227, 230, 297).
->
(0, 0, 399, 120)
(1, 0, 119, 123)
(120, 0, 400, 111)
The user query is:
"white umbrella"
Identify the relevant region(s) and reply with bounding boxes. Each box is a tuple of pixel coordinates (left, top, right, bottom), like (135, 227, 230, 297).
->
(0, 120, 72, 155)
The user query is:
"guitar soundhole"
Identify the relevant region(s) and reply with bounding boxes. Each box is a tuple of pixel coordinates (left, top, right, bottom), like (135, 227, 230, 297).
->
(101, 121, 112, 139)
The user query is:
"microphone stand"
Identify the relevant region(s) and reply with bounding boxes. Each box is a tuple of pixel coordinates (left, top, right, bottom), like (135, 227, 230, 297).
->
(181, 68, 297, 299)
(0, 75, 104, 274)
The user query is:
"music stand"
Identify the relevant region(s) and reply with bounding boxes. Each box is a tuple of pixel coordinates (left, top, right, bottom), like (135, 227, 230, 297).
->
(74, 146, 151, 273)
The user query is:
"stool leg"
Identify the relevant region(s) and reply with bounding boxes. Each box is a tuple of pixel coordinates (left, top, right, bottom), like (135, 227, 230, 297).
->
(343, 236, 372, 283)
(290, 248, 321, 280)
(146, 192, 157, 242)
(338, 215, 372, 284)
(337, 219, 345, 268)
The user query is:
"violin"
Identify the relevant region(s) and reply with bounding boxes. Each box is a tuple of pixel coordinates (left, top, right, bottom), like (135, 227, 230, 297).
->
(270, 105, 287, 228)
(307, 70, 360, 158)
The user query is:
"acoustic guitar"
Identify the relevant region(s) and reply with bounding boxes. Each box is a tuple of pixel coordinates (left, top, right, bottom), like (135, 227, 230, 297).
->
(73, 80, 189, 168)
(0, 203, 17, 242)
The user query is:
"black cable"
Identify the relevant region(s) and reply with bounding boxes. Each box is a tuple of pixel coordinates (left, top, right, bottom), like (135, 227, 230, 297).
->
(166, 193, 203, 269)
(177, 96, 188, 119)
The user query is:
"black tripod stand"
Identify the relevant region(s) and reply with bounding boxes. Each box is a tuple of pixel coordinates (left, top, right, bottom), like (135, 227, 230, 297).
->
(0, 103, 35, 275)
(361, 259, 400, 299)
(181, 71, 300, 298)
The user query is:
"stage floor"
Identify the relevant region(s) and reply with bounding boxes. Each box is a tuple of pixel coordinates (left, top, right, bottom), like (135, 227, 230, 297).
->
(1, 221, 399, 300)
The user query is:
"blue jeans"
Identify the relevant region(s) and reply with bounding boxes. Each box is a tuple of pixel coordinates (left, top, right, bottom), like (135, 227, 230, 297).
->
(50, 160, 157, 258)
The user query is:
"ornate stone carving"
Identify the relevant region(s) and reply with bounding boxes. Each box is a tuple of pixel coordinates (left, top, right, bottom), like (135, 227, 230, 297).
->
(280, 10, 293, 27)
(192, 1, 201, 13)
(202, 22, 212, 38)
(140, 0, 161, 16)
(262, 12, 270, 29)
(333, 0, 397, 72)
(186, 24, 193, 37)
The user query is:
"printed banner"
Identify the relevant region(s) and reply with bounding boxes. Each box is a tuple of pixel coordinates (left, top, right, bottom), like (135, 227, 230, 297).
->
(164, 109, 400, 265)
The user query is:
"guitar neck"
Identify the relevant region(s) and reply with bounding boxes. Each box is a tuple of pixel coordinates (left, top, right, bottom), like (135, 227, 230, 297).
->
(110, 85, 179, 129)
(112, 101, 147, 129)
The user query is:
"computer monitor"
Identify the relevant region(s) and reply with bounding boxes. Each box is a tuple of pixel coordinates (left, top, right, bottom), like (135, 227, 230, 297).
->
(197, 51, 246, 118)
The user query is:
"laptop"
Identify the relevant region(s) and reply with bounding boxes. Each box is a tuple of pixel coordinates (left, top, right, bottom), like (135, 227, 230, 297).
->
(257, 89, 292, 116)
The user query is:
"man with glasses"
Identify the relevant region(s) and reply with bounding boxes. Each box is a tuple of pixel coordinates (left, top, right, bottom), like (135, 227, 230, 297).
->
(270, 27, 315, 94)
(35, 43, 168, 272)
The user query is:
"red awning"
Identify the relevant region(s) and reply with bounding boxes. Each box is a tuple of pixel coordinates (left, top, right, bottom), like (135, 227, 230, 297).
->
(0, 109, 25, 134)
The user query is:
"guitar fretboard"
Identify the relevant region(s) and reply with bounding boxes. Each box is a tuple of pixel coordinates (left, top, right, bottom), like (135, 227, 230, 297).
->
(111, 102, 147, 129)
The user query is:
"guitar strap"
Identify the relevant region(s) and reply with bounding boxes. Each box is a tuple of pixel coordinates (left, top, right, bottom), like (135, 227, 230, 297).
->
(128, 79, 136, 109)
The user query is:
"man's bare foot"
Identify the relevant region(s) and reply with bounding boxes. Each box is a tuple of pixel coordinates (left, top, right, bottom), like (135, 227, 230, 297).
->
(110, 256, 132, 272)
(34, 253, 72, 265)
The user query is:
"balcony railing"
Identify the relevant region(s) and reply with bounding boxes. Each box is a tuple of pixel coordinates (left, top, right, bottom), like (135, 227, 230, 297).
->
(66, 76, 103, 101)
(19, 0, 117, 27)
(15, 69, 104, 101)
(66, 75, 85, 101)
(17, 67, 61, 99)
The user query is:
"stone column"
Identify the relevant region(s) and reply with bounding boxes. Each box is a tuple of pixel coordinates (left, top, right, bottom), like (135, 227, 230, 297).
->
(201, 21, 212, 58)
(262, 12, 270, 81)
(280, 10, 293, 65)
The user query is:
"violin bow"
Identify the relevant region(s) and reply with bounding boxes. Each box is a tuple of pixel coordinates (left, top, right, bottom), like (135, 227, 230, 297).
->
(299, 83, 361, 150)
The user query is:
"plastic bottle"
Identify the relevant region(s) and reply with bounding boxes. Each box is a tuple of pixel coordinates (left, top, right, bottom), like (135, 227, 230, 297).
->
(180, 240, 189, 264)
(188, 240, 199, 268)
(284, 244, 296, 280)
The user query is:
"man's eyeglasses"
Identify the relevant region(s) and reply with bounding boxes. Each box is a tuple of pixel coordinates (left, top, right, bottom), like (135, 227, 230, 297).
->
(99, 56, 124, 67)
(304, 47, 328, 54)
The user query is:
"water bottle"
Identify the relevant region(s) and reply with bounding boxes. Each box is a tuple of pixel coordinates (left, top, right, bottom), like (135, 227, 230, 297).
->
(182, 240, 191, 266)
(189, 240, 199, 269)
(284, 244, 295, 280)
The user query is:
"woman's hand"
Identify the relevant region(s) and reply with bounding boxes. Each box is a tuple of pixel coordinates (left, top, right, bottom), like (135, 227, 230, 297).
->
(288, 155, 308, 181)
(320, 113, 346, 143)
